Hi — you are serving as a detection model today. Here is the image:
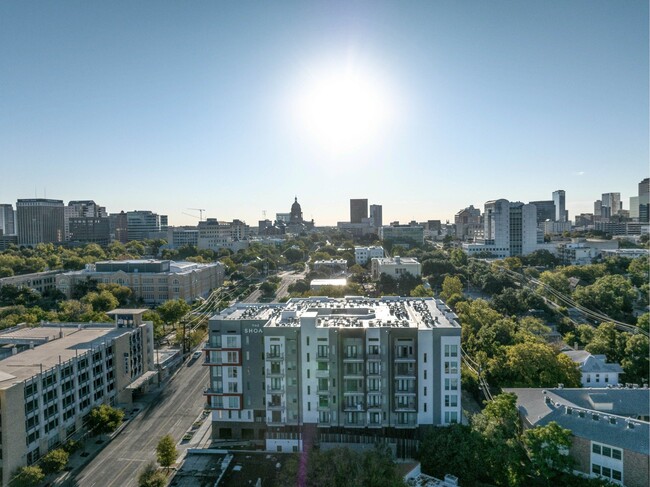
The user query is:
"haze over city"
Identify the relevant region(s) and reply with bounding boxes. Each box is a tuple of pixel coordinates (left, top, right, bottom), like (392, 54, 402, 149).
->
(1, 1, 647, 225)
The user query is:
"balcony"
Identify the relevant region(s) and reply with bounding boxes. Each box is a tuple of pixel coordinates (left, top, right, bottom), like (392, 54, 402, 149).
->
(265, 353, 284, 361)
(366, 352, 381, 361)
(394, 355, 416, 363)
(344, 418, 366, 428)
(394, 370, 416, 379)
(203, 387, 223, 395)
(343, 354, 364, 362)
(267, 402, 285, 410)
(343, 371, 364, 379)
(392, 418, 417, 428)
(344, 404, 366, 412)
(394, 403, 417, 412)
(266, 368, 284, 377)
(316, 354, 329, 362)
(202, 357, 222, 366)
(267, 385, 285, 393)
(317, 385, 329, 394)
(395, 388, 417, 395)
(315, 369, 329, 378)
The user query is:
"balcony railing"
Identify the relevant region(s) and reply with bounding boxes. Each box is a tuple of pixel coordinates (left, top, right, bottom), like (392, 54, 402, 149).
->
(203, 387, 223, 395)
(395, 388, 417, 394)
(343, 354, 364, 362)
(267, 402, 285, 410)
(267, 385, 285, 393)
(266, 368, 284, 376)
(394, 355, 416, 362)
(316, 354, 329, 361)
(366, 352, 381, 361)
(315, 369, 329, 378)
(344, 404, 366, 412)
(265, 353, 284, 360)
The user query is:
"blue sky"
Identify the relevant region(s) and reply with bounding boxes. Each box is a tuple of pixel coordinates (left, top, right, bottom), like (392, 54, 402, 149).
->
(1, 1, 647, 226)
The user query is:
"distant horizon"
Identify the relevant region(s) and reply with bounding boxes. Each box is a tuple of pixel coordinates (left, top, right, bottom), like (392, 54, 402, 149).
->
(1, 1, 647, 227)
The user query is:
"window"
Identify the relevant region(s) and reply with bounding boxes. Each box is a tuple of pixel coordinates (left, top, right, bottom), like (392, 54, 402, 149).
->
(445, 378, 459, 390)
(226, 336, 237, 348)
(317, 345, 328, 358)
(612, 449, 622, 460)
(226, 351, 239, 363)
(444, 344, 458, 357)
(592, 444, 601, 455)
(445, 395, 458, 407)
(445, 361, 458, 374)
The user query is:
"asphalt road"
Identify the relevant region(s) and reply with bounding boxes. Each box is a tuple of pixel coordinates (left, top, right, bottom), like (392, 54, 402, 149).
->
(272, 270, 306, 302)
(72, 360, 209, 487)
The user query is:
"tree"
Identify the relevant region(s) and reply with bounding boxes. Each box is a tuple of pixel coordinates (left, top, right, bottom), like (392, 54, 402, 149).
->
(637, 313, 650, 333)
(492, 342, 581, 388)
(584, 322, 627, 363)
(83, 290, 119, 313)
(138, 462, 168, 487)
(157, 299, 191, 325)
(418, 423, 487, 486)
(88, 404, 124, 435)
(410, 284, 433, 297)
(259, 280, 278, 297)
(156, 434, 178, 470)
(621, 334, 649, 384)
(41, 448, 69, 474)
(471, 393, 526, 486)
(440, 275, 463, 302)
(450, 248, 468, 267)
(523, 421, 574, 485)
(11, 465, 45, 487)
(573, 275, 637, 321)
(98, 283, 133, 305)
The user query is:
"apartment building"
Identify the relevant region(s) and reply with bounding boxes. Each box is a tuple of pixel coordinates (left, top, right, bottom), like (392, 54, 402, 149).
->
(354, 246, 385, 265)
(0, 310, 154, 485)
(203, 297, 462, 453)
(56, 259, 224, 304)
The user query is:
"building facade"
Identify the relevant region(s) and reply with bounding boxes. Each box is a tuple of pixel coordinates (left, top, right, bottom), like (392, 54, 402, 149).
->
(197, 218, 251, 252)
(126, 210, 168, 241)
(56, 260, 224, 304)
(0, 270, 62, 294)
(350, 199, 369, 224)
(454, 206, 481, 240)
(379, 224, 425, 246)
(16, 199, 65, 247)
(166, 226, 199, 248)
(369, 204, 383, 230)
(0, 204, 15, 236)
(552, 190, 568, 222)
(354, 246, 385, 265)
(203, 297, 462, 453)
(371, 257, 421, 280)
(0, 311, 154, 485)
(562, 351, 623, 387)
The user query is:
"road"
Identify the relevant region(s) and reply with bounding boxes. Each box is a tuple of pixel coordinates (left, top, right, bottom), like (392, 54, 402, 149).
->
(71, 360, 209, 487)
(241, 269, 306, 304)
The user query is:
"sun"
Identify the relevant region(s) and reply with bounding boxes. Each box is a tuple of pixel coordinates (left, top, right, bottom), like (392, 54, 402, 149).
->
(293, 62, 394, 154)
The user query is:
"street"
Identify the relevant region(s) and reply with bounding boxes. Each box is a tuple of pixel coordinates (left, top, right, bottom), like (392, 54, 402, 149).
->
(70, 359, 209, 487)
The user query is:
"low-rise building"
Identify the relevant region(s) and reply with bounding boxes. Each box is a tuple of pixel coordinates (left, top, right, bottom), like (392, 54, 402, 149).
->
(0, 270, 62, 294)
(56, 259, 224, 305)
(371, 256, 421, 280)
(311, 259, 348, 274)
(354, 246, 385, 265)
(197, 218, 250, 252)
(379, 224, 424, 246)
(203, 297, 462, 454)
(562, 351, 623, 387)
(309, 278, 347, 291)
(505, 387, 649, 487)
(556, 239, 619, 265)
(0, 310, 154, 485)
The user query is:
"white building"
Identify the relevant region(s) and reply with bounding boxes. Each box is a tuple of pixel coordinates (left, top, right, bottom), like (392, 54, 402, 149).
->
(562, 351, 623, 387)
(311, 259, 348, 274)
(310, 278, 347, 291)
(371, 256, 421, 280)
(462, 199, 540, 258)
(197, 218, 250, 252)
(355, 246, 385, 265)
(0, 310, 154, 485)
(204, 297, 462, 454)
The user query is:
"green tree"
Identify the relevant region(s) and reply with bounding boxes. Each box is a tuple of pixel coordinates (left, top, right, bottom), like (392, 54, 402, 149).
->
(440, 275, 463, 302)
(523, 421, 574, 485)
(450, 248, 468, 267)
(41, 448, 70, 474)
(138, 462, 168, 487)
(157, 299, 191, 325)
(418, 423, 487, 486)
(83, 290, 119, 313)
(492, 342, 581, 388)
(156, 434, 178, 470)
(573, 275, 637, 321)
(259, 280, 278, 297)
(637, 313, 650, 333)
(88, 404, 124, 435)
(11, 465, 45, 487)
(584, 322, 628, 363)
(621, 334, 649, 384)
(628, 256, 649, 287)
(410, 284, 433, 297)
(97, 283, 133, 305)
(471, 393, 526, 486)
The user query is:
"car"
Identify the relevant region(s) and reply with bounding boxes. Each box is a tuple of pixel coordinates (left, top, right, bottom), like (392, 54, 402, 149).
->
(192, 351, 202, 359)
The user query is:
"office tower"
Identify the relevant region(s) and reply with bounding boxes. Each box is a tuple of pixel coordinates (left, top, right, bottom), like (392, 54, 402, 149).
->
(594, 200, 602, 217)
(16, 199, 65, 246)
(0, 204, 15, 235)
(552, 190, 567, 222)
(639, 178, 649, 223)
(529, 200, 556, 224)
(350, 199, 368, 224)
(601, 193, 622, 220)
(65, 200, 109, 243)
(109, 211, 129, 243)
(126, 210, 167, 241)
(454, 205, 481, 240)
(369, 204, 382, 228)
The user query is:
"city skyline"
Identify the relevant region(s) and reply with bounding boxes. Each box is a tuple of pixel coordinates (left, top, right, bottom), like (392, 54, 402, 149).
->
(1, 1, 647, 226)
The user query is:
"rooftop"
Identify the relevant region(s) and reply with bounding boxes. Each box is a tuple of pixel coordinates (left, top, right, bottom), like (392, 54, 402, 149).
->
(504, 387, 650, 455)
(372, 257, 420, 265)
(0, 325, 132, 387)
(213, 297, 460, 330)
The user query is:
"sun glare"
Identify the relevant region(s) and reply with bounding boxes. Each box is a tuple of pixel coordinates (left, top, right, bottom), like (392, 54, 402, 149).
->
(293, 63, 394, 154)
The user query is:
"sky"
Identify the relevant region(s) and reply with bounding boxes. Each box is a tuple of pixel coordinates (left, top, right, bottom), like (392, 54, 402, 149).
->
(1, 1, 648, 226)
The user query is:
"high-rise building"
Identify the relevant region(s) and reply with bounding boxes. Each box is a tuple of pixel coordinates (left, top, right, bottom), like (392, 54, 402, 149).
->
(369, 204, 382, 229)
(600, 193, 622, 220)
(0, 204, 15, 235)
(454, 205, 481, 240)
(65, 200, 109, 244)
(639, 178, 649, 223)
(350, 199, 368, 224)
(126, 210, 167, 241)
(109, 211, 129, 243)
(529, 200, 556, 224)
(16, 199, 65, 246)
(552, 190, 567, 222)
(204, 297, 462, 452)
(463, 199, 539, 258)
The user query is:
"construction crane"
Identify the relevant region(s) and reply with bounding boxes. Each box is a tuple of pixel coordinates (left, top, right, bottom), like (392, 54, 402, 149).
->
(187, 208, 206, 221)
